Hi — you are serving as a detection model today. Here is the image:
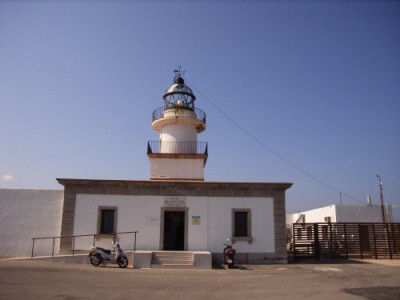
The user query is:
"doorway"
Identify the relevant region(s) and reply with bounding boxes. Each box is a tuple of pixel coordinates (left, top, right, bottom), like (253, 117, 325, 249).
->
(161, 209, 187, 251)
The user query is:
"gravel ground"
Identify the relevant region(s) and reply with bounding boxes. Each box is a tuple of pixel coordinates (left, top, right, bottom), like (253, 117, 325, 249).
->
(0, 259, 400, 300)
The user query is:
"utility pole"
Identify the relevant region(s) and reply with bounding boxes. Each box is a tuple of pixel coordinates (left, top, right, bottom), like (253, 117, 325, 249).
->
(377, 175, 386, 223)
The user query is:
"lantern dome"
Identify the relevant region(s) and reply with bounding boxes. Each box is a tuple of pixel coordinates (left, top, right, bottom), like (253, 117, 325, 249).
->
(163, 75, 196, 110)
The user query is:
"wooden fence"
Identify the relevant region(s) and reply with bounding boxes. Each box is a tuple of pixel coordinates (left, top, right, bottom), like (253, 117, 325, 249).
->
(292, 223, 400, 260)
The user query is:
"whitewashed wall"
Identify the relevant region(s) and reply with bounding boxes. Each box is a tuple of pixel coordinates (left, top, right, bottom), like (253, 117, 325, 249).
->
(160, 123, 197, 143)
(73, 195, 164, 251)
(336, 205, 393, 222)
(0, 189, 63, 257)
(208, 197, 275, 253)
(150, 158, 204, 179)
(288, 204, 393, 225)
(73, 194, 275, 253)
(290, 205, 337, 224)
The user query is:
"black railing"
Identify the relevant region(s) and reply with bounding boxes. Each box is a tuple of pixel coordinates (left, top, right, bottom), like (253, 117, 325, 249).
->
(152, 106, 206, 124)
(31, 231, 138, 258)
(147, 141, 208, 155)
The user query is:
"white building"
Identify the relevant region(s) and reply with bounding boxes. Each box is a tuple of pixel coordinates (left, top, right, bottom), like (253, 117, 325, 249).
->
(287, 204, 394, 225)
(0, 71, 292, 264)
(286, 204, 398, 260)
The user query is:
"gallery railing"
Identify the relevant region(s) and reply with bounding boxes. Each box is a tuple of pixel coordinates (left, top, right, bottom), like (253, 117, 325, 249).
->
(31, 231, 138, 258)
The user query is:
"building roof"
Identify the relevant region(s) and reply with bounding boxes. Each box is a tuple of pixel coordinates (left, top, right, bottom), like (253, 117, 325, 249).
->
(56, 178, 292, 197)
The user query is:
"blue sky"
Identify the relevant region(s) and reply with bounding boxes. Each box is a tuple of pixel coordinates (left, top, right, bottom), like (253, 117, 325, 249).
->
(1, 0, 399, 217)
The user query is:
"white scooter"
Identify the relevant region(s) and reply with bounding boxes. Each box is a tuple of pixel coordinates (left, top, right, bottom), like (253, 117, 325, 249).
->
(89, 242, 128, 268)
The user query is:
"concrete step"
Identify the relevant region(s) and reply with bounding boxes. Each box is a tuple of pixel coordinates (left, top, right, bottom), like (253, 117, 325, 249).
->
(151, 251, 194, 269)
(150, 263, 193, 269)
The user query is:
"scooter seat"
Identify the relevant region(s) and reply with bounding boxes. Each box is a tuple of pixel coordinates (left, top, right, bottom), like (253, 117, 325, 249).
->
(96, 247, 111, 254)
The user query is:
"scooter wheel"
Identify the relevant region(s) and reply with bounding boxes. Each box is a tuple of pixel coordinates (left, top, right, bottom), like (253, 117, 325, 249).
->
(117, 256, 128, 268)
(89, 254, 102, 266)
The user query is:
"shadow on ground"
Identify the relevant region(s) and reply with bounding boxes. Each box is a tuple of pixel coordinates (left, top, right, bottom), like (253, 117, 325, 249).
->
(289, 259, 368, 265)
(212, 264, 253, 270)
(344, 286, 400, 300)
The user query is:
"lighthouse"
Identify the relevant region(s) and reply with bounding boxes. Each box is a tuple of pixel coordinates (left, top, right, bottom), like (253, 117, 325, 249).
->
(147, 68, 208, 180)
(53, 69, 292, 264)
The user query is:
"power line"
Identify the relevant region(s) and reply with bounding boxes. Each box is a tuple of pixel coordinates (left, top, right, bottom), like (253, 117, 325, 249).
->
(187, 79, 364, 205)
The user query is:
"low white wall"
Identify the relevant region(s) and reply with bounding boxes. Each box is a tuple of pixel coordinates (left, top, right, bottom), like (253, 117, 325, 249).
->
(0, 189, 64, 257)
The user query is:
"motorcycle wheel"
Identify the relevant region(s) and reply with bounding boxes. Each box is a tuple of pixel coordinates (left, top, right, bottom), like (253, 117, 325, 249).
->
(89, 254, 102, 266)
(117, 256, 128, 268)
(228, 258, 234, 269)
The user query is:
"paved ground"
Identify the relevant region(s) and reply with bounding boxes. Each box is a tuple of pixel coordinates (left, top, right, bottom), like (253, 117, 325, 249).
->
(1, 259, 400, 300)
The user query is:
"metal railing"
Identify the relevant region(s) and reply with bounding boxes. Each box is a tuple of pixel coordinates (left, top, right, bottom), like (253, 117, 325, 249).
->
(152, 106, 206, 124)
(31, 231, 138, 258)
(147, 141, 208, 155)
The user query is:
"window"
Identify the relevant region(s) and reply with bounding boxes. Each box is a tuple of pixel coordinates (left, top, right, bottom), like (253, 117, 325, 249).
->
(98, 207, 117, 234)
(232, 209, 252, 243)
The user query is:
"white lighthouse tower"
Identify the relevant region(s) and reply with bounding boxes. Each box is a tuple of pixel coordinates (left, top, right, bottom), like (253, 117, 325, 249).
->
(147, 68, 208, 180)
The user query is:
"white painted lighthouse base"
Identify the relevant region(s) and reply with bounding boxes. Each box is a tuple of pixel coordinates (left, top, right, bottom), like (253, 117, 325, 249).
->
(150, 158, 204, 180)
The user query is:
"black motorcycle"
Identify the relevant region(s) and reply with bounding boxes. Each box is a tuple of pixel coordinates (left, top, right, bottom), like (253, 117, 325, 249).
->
(223, 239, 236, 268)
(89, 242, 128, 268)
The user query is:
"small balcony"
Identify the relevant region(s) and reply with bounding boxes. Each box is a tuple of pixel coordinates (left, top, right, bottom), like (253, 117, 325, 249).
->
(147, 141, 208, 155)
